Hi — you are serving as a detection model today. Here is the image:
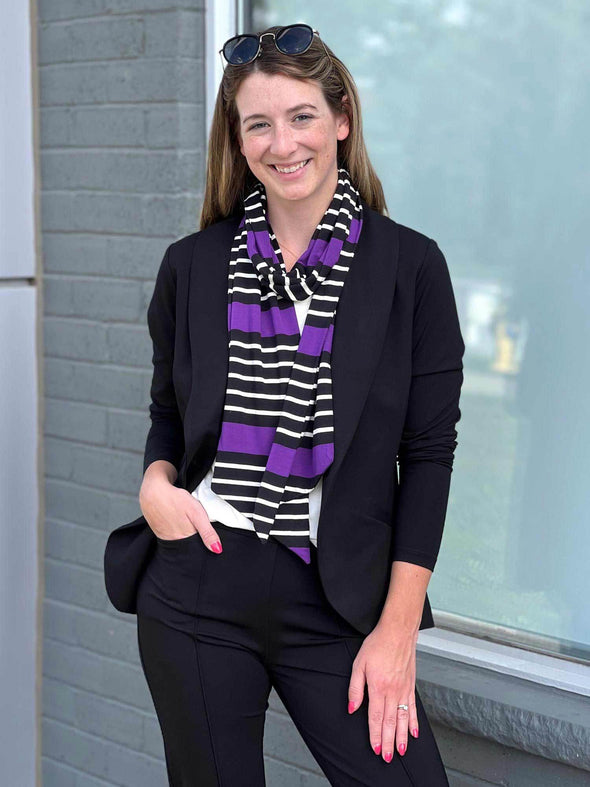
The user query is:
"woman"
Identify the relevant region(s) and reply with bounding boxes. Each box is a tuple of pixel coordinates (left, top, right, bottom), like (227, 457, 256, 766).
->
(105, 23, 464, 786)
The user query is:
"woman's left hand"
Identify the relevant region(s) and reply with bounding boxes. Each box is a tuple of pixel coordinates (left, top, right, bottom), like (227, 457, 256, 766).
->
(347, 621, 420, 762)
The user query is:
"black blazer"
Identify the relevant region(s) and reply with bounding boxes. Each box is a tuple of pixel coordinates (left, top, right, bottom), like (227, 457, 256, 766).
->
(104, 196, 465, 636)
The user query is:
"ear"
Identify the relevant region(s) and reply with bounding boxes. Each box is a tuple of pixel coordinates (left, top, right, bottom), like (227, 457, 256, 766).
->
(337, 94, 351, 141)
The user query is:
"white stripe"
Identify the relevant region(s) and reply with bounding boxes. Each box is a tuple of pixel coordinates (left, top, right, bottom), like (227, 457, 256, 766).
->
(223, 405, 333, 423)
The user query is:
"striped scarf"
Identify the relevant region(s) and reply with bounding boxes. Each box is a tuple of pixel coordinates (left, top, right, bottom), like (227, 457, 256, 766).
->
(210, 167, 364, 563)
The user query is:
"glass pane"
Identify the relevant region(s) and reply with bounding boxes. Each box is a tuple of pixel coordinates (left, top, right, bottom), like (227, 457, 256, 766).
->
(246, 2, 590, 661)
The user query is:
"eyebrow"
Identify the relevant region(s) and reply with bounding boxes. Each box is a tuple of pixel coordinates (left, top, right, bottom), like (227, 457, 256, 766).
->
(242, 103, 319, 125)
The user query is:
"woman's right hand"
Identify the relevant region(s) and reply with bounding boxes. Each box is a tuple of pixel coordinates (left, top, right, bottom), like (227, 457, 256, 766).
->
(139, 475, 223, 553)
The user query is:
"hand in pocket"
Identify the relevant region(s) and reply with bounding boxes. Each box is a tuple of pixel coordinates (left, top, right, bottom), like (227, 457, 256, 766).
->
(140, 478, 223, 553)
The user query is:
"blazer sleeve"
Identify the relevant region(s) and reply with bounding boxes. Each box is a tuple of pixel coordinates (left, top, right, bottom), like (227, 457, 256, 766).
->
(142, 244, 185, 475)
(391, 238, 465, 571)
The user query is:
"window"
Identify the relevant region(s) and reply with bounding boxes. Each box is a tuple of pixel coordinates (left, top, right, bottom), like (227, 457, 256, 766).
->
(227, 1, 590, 663)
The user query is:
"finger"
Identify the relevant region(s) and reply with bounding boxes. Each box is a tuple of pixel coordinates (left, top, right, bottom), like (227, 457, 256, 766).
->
(409, 693, 419, 739)
(186, 507, 223, 553)
(200, 524, 223, 553)
(367, 684, 385, 756)
(380, 694, 398, 763)
(395, 698, 410, 757)
(347, 661, 365, 714)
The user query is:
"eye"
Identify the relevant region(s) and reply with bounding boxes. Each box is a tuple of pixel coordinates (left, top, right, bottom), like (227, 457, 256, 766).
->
(248, 114, 314, 131)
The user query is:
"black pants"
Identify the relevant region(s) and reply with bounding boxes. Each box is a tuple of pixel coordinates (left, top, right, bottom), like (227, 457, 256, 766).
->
(135, 521, 450, 786)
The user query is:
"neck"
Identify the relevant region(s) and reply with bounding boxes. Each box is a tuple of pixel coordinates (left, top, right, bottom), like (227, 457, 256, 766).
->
(265, 168, 339, 255)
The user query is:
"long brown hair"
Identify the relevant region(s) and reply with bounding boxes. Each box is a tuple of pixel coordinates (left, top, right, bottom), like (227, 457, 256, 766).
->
(199, 25, 388, 230)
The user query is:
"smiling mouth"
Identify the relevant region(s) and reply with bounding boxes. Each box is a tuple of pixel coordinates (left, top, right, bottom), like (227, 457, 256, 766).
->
(269, 159, 311, 173)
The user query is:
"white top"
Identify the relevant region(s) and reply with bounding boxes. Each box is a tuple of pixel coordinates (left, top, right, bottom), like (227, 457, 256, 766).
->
(191, 295, 323, 547)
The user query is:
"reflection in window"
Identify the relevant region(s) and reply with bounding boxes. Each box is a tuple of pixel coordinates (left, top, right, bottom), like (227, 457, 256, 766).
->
(246, 1, 590, 660)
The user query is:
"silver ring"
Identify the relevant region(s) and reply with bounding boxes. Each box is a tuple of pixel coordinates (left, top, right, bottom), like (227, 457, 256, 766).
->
(397, 704, 409, 711)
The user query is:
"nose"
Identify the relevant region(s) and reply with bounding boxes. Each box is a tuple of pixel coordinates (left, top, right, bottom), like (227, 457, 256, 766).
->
(268, 121, 299, 158)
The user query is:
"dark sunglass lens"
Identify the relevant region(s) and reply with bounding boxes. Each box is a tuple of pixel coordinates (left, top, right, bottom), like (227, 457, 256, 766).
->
(275, 24, 313, 55)
(224, 35, 259, 64)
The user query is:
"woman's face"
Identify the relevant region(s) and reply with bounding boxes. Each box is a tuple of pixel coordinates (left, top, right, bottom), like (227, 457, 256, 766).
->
(235, 72, 349, 211)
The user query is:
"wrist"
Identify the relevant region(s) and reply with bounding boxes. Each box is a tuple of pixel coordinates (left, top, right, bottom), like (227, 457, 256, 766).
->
(378, 609, 420, 637)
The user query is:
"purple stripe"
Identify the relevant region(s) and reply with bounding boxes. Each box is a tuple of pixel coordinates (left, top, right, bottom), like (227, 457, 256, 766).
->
(249, 229, 278, 261)
(229, 302, 334, 351)
(324, 322, 334, 354)
(217, 421, 276, 455)
(298, 324, 328, 356)
(323, 236, 343, 267)
(288, 546, 311, 563)
(230, 301, 299, 337)
(348, 216, 362, 244)
(219, 422, 333, 476)
(299, 237, 328, 267)
(266, 440, 334, 477)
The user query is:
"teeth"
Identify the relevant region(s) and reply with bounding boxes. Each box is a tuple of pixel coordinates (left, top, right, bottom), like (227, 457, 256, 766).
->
(274, 159, 308, 173)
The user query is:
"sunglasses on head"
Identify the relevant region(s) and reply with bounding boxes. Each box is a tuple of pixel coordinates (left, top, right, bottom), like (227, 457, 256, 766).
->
(219, 24, 330, 68)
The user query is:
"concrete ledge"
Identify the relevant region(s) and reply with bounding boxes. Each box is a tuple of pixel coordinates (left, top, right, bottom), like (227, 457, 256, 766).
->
(416, 628, 590, 774)
(435, 722, 590, 786)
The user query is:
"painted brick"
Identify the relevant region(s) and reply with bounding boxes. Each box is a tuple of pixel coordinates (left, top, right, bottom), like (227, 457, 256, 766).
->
(43, 638, 151, 710)
(42, 233, 168, 278)
(39, 17, 145, 65)
(44, 276, 141, 323)
(42, 758, 78, 787)
(41, 150, 198, 193)
(146, 102, 201, 148)
(107, 324, 150, 366)
(40, 60, 201, 105)
(39, 7, 205, 780)
(42, 718, 166, 785)
(107, 409, 149, 451)
(45, 436, 76, 480)
(68, 105, 146, 146)
(108, 491, 146, 529)
(40, 107, 72, 146)
(44, 317, 110, 361)
(69, 443, 144, 493)
(45, 478, 110, 528)
(143, 8, 202, 58)
(44, 358, 149, 408)
(45, 398, 108, 444)
(41, 191, 199, 236)
(44, 557, 111, 612)
(45, 520, 110, 568)
(38, 0, 202, 21)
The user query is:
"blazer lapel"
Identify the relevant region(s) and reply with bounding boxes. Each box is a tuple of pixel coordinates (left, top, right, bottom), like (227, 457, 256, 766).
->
(182, 218, 238, 491)
(320, 199, 399, 509)
(181, 198, 400, 513)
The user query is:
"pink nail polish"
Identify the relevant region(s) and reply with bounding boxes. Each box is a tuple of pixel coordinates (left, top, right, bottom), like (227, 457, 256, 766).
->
(211, 541, 223, 553)
(373, 743, 381, 755)
(412, 727, 419, 738)
(399, 743, 406, 755)
(384, 751, 393, 762)
(348, 701, 355, 714)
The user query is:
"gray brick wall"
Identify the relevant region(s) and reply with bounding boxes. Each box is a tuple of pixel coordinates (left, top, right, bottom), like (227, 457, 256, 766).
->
(38, 3, 204, 784)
